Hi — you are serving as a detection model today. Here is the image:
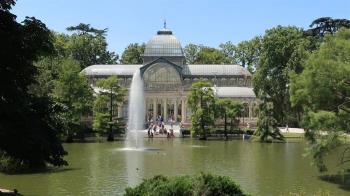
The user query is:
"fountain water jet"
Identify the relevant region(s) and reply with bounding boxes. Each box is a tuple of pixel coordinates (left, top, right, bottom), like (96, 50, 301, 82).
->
(126, 69, 145, 149)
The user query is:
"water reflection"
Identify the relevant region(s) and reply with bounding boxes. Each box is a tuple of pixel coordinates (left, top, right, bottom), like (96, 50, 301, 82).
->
(125, 150, 144, 187)
(0, 140, 348, 196)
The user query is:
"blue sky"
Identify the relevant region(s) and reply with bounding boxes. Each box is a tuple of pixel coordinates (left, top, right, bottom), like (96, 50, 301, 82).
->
(12, 0, 350, 55)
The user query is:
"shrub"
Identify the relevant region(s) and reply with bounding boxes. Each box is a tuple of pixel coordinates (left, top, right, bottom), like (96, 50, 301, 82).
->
(0, 151, 29, 173)
(124, 173, 248, 196)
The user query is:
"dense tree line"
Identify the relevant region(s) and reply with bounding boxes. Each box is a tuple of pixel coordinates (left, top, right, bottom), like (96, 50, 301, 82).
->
(182, 39, 262, 74)
(290, 29, 350, 172)
(0, 0, 123, 172)
(0, 0, 67, 172)
(31, 27, 117, 142)
(254, 19, 350, 170)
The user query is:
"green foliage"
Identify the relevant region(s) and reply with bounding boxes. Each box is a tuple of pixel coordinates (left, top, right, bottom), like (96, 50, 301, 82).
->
(218, 41, 237, 64)
(0, 0, 16, 10)
(66, 23, 108, 36)
(52, 59, 93, 141)
(184, 44, 228, 64)
(194, 47, 226, 64)
(184, 40, 261, 73)
(29, 56, 61, 97)
(124, 173, 247, 196)
(233, 37, 262, 73)
(53, 25, 118, 69)
(188, 80, 216, 139)
(215, 99, 243, 139)
(29, 28, 106, 142)
(253, 26, 311, 128)
(188, 82, 246, 140)
(254, 100, 284, 142)
(93, 76, 126, 141)
(305, 17, 350, 37)
(183, 43, 202, 64)
(290, 28, 350, 172)
(0, 6, 67, 170)
(92, 112, 110, 133)
(303, 111, 343, 172)
(0, 151, 28, 173)
(27, 24, 114, 142)
(120, 43, 145, 64)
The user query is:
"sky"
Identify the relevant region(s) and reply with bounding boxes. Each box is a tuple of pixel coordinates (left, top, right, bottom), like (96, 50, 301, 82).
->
(12, 0, 350, 56)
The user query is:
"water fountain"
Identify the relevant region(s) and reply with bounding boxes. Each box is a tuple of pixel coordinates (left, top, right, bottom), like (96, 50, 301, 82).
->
(126, 69, 145, 149)
(124, 69, 145, 187)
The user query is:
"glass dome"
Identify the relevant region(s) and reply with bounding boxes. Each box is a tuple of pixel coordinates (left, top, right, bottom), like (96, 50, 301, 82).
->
(143, 28, 184, 57)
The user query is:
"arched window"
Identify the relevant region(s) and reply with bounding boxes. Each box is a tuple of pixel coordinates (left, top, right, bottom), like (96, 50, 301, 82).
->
(143, 63, 182, 90)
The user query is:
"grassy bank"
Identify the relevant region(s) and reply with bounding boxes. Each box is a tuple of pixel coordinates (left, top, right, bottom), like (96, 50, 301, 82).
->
(282, 132, 304, 139)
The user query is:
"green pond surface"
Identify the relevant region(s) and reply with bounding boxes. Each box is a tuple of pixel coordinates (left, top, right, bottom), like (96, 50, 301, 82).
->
(0, 139, 348, 196)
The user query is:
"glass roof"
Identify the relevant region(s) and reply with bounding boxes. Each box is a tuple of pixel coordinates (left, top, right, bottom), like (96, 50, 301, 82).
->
(183, 64, 252, 76)
(82, 64, 252, 77)
(213, 87, 256, 98)
(82, 64, 141, 76)
(143, 28, 184, 57)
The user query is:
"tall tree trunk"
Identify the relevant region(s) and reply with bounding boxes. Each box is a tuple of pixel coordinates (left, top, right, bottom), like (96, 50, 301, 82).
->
(108, 88, 114, 141)
(224, 113, 228, 140)
(200, 94, 206, 140)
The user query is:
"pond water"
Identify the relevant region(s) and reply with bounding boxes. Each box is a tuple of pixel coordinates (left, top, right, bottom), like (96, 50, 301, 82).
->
(0, 139, 348, 195)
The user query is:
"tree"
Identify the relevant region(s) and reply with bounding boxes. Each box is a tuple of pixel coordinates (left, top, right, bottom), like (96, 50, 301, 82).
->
(253, 26, 310, 128)
(305, 17, 350, 37)
(93, 76, 126, 141)
(120, 43, 145, 64)
(183, 43, 201, 64)
(290, 29, 350, 172)
(234, 37, 262, 73)
(52, 23, 118, 69)
(0, 0, 15, 10)
(52, 59, 93, 142)
(0, 0, 67, 171)
(215, 99, 242, 140)
(227, 101, 244, 132)
(64, 33, 118, 68)
(218, 41, 237, 64)
(254, 97, 284, 142)
(194, 47, 227, 64)
(66, 23, 107, 36)
(28, 56, 61, 97)
(215, 99, 230, 139)
(188, 80, 216, 140)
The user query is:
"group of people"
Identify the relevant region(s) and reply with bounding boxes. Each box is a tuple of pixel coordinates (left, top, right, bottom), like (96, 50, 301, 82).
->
(147, 115, 175, 138)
